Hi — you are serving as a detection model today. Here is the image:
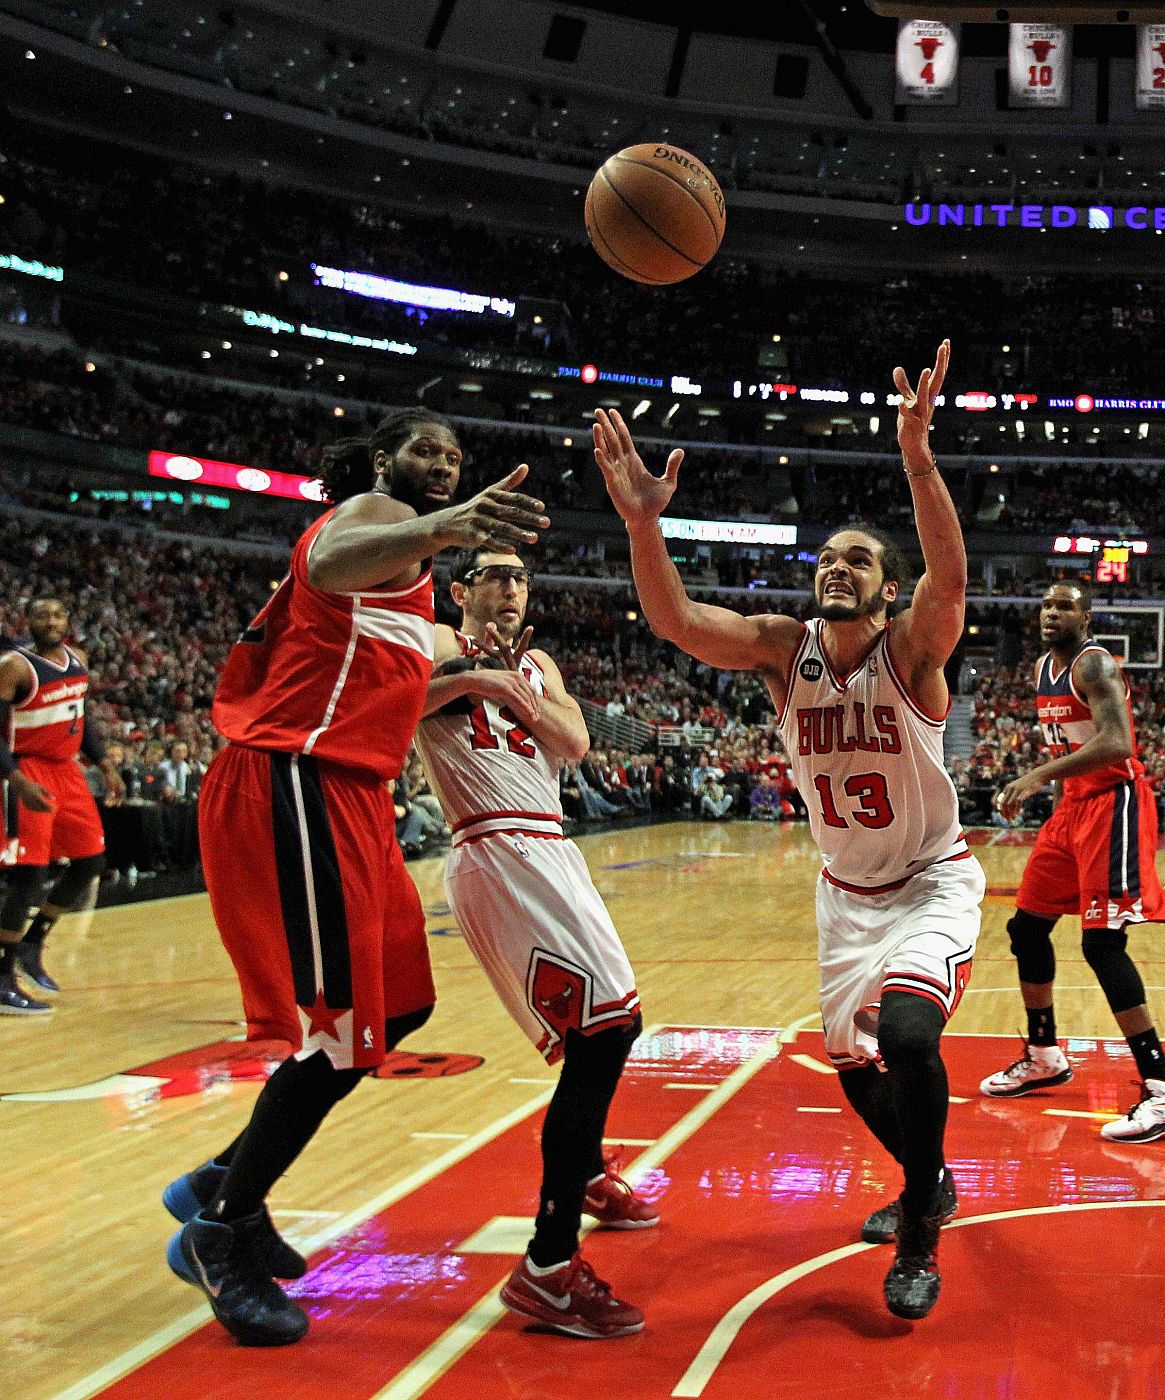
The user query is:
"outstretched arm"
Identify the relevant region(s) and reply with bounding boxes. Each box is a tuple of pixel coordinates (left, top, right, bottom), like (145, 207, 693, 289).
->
(592, 409, 802, 674)
(309, 465, 550, 594)
(886, 339, 967, 705)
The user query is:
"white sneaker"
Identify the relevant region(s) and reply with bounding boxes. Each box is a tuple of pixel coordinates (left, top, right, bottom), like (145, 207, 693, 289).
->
(979, 1041, 1072, 1098)
(1101, 1079, 1165, 1143)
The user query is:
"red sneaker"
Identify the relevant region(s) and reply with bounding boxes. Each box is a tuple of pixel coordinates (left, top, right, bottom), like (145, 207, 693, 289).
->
(500, 1252, 644, 1339)
(583, 1158, 660, 1229)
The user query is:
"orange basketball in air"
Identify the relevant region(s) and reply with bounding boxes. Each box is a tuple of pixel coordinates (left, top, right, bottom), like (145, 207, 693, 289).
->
(584, 142, 726, 285)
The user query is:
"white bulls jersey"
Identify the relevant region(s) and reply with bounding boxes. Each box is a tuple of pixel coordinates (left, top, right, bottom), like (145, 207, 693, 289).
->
(414, 631, 562, 846)
(776, 619, 968, 891)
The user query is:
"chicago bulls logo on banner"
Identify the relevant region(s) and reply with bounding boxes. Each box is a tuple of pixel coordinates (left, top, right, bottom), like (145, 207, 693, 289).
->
(895, 20, 960, 106)
(1009, 23, 1072, 109)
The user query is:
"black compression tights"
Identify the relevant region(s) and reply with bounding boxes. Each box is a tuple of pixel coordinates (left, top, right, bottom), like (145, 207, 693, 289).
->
(211, 1005, 433, 1222)
(839, 991, 949, 1218)
(529, 1016, 642, 1267)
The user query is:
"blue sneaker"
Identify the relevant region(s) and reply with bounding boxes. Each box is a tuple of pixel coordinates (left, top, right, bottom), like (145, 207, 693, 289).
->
(14, 941, 59, 994)
(164, 1162, 307, 1279)
(167, 1211, 309, 1347)
(0, 972, 52, 1015)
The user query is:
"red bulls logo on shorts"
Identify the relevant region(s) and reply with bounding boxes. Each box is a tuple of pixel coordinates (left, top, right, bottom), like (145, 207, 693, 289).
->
(528, 949, 592, 1065)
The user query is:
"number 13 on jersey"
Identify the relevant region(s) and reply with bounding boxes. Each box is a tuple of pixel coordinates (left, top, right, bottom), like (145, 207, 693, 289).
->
(814, 771, 896, 829)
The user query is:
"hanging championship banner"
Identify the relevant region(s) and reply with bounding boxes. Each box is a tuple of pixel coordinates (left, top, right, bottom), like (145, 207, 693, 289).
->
(1136, 25, 1165, 109)
(895, 19, 960, 105)
(1009, 23, 1071, 108)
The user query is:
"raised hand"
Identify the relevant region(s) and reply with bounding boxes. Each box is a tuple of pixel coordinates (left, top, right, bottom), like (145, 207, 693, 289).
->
(436, 465, 550, 551)
(893, 338, 949, 463)
(593, 408, 684, 529)
(464, 663, 541, 728)
(481, 622, 534, 673)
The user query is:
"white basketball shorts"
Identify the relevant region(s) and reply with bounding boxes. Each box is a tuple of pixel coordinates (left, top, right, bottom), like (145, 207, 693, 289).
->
(815, 854, 985, 1068)
(444, 833, 640, 1064)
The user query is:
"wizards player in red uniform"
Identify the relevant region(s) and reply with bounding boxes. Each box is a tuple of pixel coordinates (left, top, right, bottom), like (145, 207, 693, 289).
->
(0, 597, 118, 1014)
(163, 409, 549, 1347)
(982, 581, 1165, 1143)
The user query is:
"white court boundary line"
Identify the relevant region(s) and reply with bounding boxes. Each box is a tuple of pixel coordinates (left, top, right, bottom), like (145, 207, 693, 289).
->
(52, 1023, 676, 1400)
(52, 1080, 563, 1400)
(368, 1019, 818, 1400)
(50, 1016, 1036, 1400)
(673, 1199, 1165, 1397)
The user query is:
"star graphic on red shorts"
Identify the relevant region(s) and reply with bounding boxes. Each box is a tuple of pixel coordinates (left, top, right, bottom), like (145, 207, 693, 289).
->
(1113, 891, 1140, 924)
(302, 992, 344, 1041)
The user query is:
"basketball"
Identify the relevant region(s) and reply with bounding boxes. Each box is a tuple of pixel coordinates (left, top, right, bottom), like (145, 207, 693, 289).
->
(584, 143, 726, 285)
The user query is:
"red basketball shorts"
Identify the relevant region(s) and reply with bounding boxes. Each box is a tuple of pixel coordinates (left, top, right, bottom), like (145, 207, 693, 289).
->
(1017, 778, 1165, 930)
(198, 744, 435, 1070)
(2, 755, 106, 867)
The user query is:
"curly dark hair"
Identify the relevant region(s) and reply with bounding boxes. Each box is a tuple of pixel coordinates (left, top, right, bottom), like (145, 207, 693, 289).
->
(315, 410, 458, 504)
(845, 522, 909, 592)
(817, 522, 911, 617)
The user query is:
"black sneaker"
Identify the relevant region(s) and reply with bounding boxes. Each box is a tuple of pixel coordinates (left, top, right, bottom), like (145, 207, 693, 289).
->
(14, 941, 60, 994)
(0, 971, 53, 1016)
(861, 1167, 957, 1245)
(167, 1210, 309, 1346)
(883, 1210, 942, 1320)
(163, 1161, 307, 1280)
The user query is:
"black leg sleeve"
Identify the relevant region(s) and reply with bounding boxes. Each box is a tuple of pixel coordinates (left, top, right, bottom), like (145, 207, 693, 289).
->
(877, 990, 950, 1218)
(210, 1051, 367, 1221)
(529, 1015, 641, 1268)
(838, 1061, 903, 1164)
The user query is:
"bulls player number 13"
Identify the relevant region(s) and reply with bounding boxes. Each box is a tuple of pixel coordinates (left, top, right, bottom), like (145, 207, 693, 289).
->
(596, 339, 982, 1324)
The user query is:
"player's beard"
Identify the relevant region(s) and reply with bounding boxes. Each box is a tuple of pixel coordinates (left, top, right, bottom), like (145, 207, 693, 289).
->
(489, 613, 524, 643)
(816, 590, 883, 622)
(387, 464, 450, 515)
(1045, 620, 1087, 654)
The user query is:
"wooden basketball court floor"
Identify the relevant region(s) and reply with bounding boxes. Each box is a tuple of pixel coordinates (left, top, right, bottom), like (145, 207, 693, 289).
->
(2, 821, 1163, 1400)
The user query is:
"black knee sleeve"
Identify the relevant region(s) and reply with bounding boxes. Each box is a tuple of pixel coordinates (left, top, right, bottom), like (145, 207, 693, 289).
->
(877, 991, 945, 1070)
(1008, 910, 1057, 985)
(0, 866, 48, 933)
(47, 854, 106, 909)
(1082, 928, 1147, 1015)
(384, 1003, 434, 1052)
(294, 1048, 368, 1108)
(561, 1012, 642, 1083)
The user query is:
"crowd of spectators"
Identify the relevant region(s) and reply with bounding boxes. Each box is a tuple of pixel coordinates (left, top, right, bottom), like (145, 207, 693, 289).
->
(9, 338, 1165, 543)
(1, 467, 1163, 882)
(9, 131, 1165, 391)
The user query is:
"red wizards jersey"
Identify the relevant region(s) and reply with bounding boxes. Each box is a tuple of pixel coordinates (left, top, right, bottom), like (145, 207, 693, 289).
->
(212, 509, 435, 781)
(5, 645, 89, 762)
(1035, 642, 1142, 800)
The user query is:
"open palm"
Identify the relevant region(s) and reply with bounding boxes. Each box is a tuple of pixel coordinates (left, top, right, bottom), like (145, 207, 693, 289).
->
(893, 338, 949, 460)
(593, 408, 684, 529)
